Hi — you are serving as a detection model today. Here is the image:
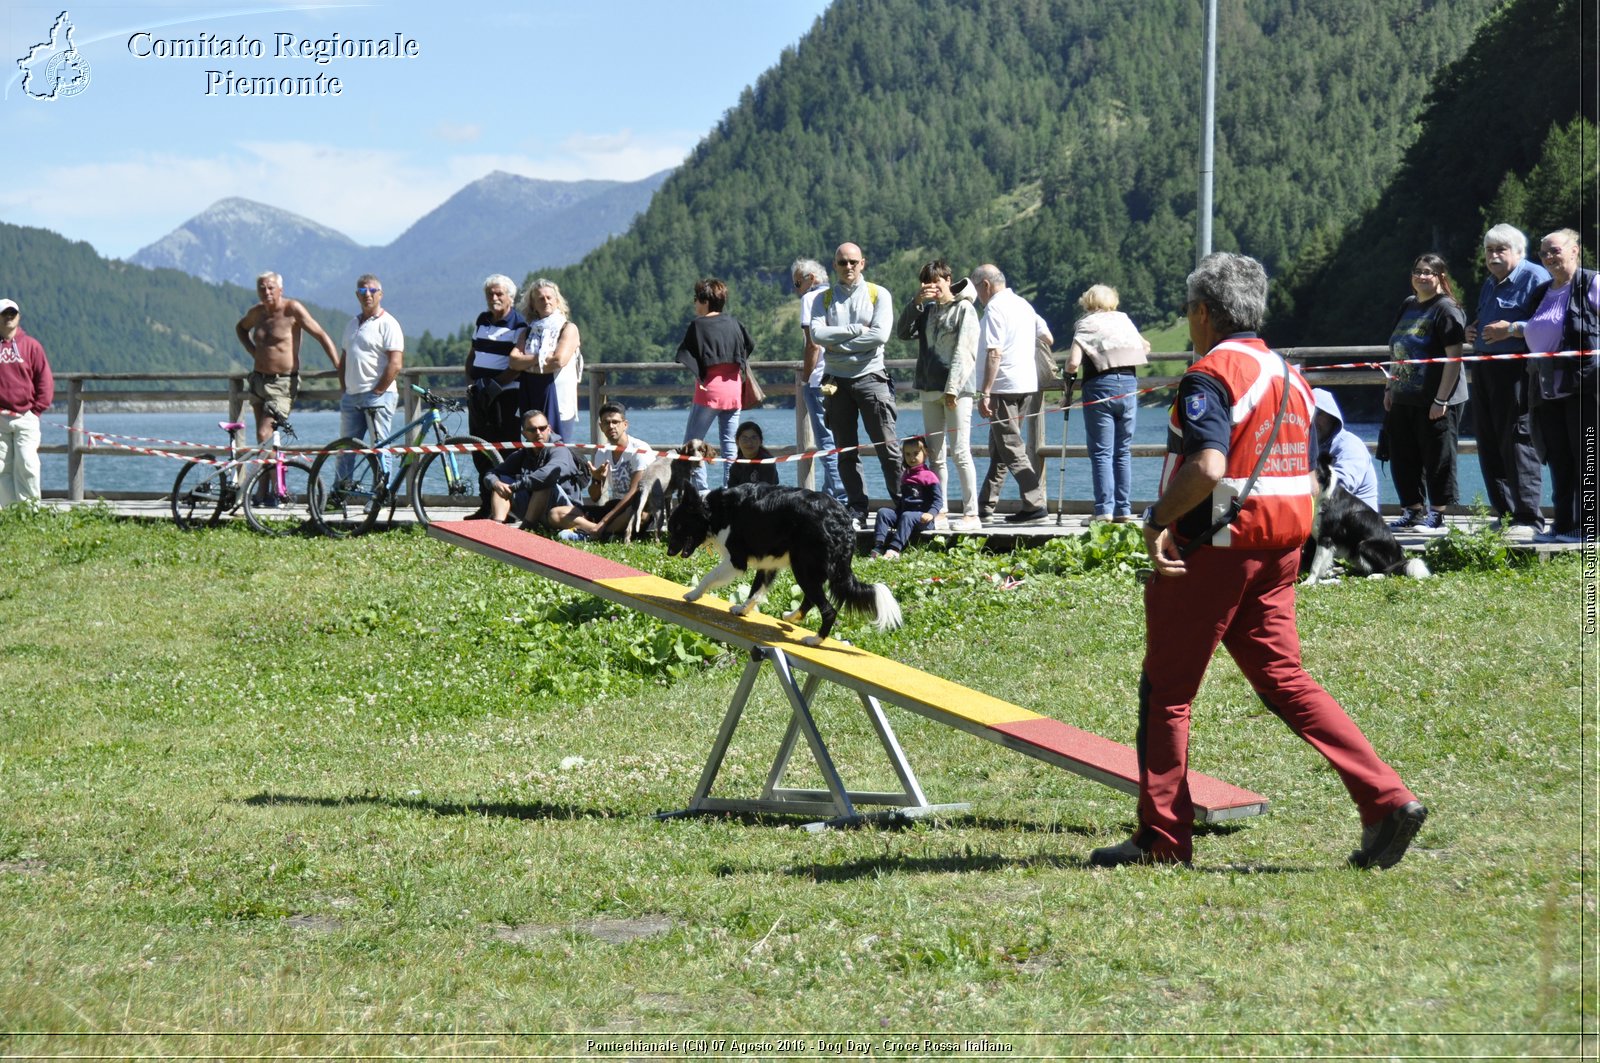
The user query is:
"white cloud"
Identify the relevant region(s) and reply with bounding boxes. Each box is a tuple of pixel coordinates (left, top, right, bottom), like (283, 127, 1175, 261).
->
(432, 121, 481, 144)
(1, 131, 691, 258)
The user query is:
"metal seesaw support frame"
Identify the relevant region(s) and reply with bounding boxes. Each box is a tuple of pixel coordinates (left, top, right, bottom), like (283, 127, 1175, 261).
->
(661, 645, 969, 830)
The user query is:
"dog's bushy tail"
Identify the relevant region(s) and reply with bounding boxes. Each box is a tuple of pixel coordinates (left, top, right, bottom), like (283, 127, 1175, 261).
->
(1403, 558, 1431, 580)
(834, 573, 904, 632)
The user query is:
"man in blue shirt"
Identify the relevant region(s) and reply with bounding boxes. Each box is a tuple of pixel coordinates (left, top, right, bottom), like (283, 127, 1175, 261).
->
(1464, 223, 1550, 538)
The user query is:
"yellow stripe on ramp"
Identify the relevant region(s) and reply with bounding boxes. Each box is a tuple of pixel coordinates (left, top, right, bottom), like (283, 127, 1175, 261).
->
(596, 574, 1042, 729)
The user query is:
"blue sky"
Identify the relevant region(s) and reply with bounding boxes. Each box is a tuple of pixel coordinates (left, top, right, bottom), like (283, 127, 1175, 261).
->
(1, 1, 832, 260)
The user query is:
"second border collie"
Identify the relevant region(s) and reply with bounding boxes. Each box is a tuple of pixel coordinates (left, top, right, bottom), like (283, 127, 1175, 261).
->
(667, 483, 902, 646)
(1303, 455, 1430, 584)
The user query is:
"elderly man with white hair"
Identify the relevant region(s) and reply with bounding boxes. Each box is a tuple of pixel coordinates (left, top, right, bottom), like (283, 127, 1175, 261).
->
(973, 263, 1051, 523)
(1463, 223, 1550, 539)
(464, 273, 528, 476)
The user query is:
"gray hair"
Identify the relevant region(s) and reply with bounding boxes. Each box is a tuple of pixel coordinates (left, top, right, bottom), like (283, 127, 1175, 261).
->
(256, 271, 282, 288)
(521, 277, 570, 319)
(971, 263, 1006, 288)
(1185, 252, 1268, 335)
(790, 258, 826, 287)
(483, 274, 517, 299)
(1483, 223, 1528, 255)
(355, 273, 381, 290)
(1543, 228, 1582, 250)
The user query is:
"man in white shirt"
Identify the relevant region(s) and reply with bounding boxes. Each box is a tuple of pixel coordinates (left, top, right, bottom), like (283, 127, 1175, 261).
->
(582, 402, 657, 540)
(339, 273, 404, 479)
(973, 264, 1050, 523)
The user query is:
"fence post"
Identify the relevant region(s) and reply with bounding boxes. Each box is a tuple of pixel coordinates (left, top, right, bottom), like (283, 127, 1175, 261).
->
(66, 378, 85, 502)
(227, 375, 245, 426)
(587, 368, 606, 445)
(795, 370, 816, 490)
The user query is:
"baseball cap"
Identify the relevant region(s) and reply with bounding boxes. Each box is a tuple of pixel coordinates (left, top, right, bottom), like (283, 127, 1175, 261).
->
(0, 299, 18, 314)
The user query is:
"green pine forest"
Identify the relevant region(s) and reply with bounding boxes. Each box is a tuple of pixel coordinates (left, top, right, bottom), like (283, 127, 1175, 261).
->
(2, 0, 1593, 383)
(0, 223, 349, 382)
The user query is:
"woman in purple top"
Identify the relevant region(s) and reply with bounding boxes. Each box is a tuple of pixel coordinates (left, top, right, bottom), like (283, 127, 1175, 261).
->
(1523, 228, 1600, 543)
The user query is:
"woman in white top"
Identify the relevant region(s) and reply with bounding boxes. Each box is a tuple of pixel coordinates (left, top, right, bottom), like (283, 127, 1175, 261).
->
(511, 278, 583, 444)
(1065, 284, 1150, 521)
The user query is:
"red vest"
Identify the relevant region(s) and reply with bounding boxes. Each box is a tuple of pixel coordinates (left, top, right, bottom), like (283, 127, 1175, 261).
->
(1159, 338, 1316, 549)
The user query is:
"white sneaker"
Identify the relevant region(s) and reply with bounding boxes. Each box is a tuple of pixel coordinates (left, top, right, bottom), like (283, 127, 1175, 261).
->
(1503, 522, 1541, 543)
(954, 516, 982, 532)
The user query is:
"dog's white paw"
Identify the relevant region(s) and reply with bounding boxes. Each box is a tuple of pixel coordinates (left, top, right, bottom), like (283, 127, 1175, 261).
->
(683, 589, 703, 602)
(801, 634, 824, 647)
(729, 601, 751, 617)
(781, 608, 805, 624)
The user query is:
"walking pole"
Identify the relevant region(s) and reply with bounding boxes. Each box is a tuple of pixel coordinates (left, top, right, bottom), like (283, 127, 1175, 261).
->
(1056, 369, 1077, 527)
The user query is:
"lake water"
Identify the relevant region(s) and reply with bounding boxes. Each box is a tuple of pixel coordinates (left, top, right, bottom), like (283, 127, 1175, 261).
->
(39, 403, 1520, 509)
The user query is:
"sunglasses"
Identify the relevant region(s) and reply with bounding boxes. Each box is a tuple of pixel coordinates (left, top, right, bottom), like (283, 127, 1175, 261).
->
(524, 423, 551, 433)
(356, 287, 381, 295)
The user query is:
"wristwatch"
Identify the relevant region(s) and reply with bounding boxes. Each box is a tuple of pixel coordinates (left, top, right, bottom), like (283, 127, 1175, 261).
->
(1142, 504, 1161, 529)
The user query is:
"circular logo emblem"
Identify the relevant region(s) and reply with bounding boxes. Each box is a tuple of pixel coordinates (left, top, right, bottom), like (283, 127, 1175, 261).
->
(43, 49, 91, 98)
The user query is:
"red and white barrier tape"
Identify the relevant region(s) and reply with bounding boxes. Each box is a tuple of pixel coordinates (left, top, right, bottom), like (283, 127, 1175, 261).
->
(31, 347, 1599, 468)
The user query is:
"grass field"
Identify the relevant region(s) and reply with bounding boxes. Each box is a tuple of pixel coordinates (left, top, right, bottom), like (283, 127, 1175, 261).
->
(0, 505, 1592, 1059)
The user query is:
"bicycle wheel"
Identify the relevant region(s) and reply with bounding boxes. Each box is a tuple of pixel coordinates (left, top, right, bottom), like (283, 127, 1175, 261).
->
(241, 457, 318, 536)
(410, 435, 502, 525)
(170, 455, 229, 530)
(308, 438, 384, 538)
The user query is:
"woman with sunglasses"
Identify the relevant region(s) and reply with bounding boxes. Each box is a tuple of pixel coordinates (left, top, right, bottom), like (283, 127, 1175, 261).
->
(1383, 253, 1467, 530)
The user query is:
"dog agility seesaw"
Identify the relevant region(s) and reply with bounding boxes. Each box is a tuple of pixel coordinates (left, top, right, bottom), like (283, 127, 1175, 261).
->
(428, 520, 1269, 829)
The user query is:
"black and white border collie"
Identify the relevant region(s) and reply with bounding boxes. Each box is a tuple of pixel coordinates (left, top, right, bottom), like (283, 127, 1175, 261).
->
(667, 483, 902, 646)
(1302, 454, 1430, 584)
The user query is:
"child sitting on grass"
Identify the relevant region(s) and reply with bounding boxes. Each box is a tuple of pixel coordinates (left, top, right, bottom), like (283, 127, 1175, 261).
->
(726, 420, 780, 487)
(871, 436, 943, 559)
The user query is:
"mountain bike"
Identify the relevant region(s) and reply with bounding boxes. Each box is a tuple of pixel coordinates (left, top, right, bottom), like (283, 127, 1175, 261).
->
(307, 385, 500, 538)
(170, 416, 317, 536)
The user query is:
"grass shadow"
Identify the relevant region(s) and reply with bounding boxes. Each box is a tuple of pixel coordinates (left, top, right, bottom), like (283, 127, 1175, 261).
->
(241, 791, 612, 822)
(769, 852, 1317, 880)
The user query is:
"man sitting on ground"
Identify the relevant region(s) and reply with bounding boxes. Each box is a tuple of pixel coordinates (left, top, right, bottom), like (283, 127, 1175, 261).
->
(580, 402, 656, 539)
(478, 411, 602, 538)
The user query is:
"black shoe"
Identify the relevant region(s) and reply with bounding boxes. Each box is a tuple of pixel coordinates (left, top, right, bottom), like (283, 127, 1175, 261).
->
(1005, 507, 1048, 524)
(1348, 800, 1428, 869)
(977, 510, 994, 524)
(1088, 838, 1191, 869)
(463, 508, 493, 521)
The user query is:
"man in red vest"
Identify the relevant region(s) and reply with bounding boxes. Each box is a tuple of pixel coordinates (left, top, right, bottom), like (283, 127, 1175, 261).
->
(1090, 253, 1426, 870)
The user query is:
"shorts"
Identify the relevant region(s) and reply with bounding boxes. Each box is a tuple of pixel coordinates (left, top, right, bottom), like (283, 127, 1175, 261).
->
(247, 371, 301, 420)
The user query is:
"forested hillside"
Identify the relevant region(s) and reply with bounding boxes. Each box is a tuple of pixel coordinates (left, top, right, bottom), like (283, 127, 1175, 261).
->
(0, 222, 344, 379)
(545, 0, 1499, 365)
(1270, 0, 1597, 344)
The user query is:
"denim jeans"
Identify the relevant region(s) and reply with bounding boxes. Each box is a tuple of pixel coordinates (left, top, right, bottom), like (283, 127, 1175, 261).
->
(683, 402, 739, 491)
(803, 383, 848, 503)
(338, 390, 397, 482)
(823, 371, 901, 514)
(1082, 371, 1138, 518)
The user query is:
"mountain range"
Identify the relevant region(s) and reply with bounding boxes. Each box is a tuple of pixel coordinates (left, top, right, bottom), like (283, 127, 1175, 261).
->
(130, 169, 671, 337)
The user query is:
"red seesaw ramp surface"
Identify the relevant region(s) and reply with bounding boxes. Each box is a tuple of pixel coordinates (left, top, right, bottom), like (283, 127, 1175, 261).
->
(428, 520, 1268, 823)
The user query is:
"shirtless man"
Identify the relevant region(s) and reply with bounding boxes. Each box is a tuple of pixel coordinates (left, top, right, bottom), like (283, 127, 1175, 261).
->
(234, 271, 340, 442)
